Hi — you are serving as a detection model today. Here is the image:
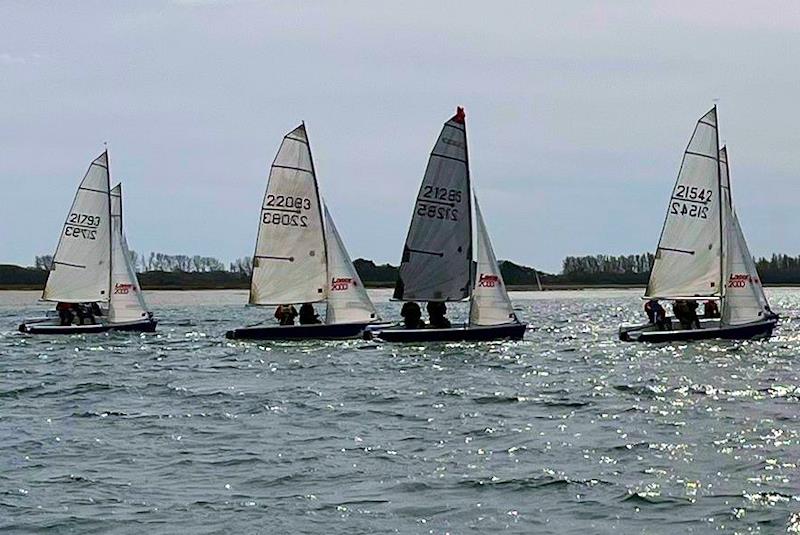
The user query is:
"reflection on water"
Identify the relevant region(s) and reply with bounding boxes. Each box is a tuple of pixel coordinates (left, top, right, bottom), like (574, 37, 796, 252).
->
(0, 289, 798, 534)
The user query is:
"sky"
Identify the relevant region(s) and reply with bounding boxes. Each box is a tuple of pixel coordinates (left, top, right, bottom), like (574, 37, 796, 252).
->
(1, 1, 799, 273)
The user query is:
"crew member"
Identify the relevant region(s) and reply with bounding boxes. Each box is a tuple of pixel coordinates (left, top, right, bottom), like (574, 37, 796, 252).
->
(274, 304, 298, 326)
(400, 302, 425, 329)
(426, 301, 452, 329)
(299, 303, 322, 325)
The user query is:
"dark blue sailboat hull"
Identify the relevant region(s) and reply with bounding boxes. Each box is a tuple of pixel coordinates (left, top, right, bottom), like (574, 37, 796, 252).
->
(369, 322, 527, 343)
(225, 322, 377, 341)
(19, 318, 158, 335)
(619, 316, 778, 343)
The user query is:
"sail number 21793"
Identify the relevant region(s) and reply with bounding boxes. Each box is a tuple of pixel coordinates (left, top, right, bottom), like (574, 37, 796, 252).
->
(64, 213, 100, 240)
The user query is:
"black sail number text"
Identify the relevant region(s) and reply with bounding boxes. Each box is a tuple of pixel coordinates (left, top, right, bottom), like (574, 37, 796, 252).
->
(416, 186, 462, 221)
(262, 194, 312, 228)
(64, 213, 100, 239)
(670, 184, 713, 219)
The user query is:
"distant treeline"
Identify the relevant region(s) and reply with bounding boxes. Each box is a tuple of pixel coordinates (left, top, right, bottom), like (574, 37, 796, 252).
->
(4, 251, 800, 290)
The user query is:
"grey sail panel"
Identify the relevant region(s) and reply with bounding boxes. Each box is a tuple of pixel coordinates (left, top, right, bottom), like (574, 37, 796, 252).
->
(393, 107, 472, 301)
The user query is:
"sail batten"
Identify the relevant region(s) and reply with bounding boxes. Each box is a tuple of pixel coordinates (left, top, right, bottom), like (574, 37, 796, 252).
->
(645, 108, 722, 299)
(42, 152, 112, 303)
(393, 107, 472, 302)
(249, 124, 327, 305)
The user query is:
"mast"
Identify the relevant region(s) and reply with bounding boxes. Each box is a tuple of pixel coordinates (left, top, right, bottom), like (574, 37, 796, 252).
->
(304, 121, 329, 293)
(714, 106, 725, 308)
(462, 107, 473, 295)
(105, 149, 113, 303)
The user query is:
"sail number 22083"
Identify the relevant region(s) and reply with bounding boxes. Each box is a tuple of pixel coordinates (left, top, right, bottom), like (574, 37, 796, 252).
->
(262, 194, 311, 228)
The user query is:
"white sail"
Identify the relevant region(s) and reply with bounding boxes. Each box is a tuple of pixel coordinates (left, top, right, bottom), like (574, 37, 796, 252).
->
(43, 152, 112, 303)
(718, 148, 771, 325)
(249, 124, 327, 305)
(645, 108, 722, 299)
(108, 184, 149, 323)
(394, 107, 472, 302)
(323, 205, 379, 324)
(469, 198, 517, 326)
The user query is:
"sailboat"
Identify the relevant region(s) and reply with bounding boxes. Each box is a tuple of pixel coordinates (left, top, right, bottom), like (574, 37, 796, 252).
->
(225, 124, 383, 340)
(619, 108, 778, 342)
(19, 152, 157, 334)
(369, 108, 527, 342)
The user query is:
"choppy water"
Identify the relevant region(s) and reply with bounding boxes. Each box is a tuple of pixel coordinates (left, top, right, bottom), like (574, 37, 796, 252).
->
(1, 288, 799, 534)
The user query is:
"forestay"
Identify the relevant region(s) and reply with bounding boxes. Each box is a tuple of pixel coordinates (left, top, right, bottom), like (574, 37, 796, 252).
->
(718, 149, 771, 325)
(645, 108, 722, 299)
(43, 152, 112, 303)
(323, 206, 378, 324)
(108, 184, 149, 323)
(249, 124, 327, 305)
(394, 107, 472, 302)
(469, 198, 517, 326)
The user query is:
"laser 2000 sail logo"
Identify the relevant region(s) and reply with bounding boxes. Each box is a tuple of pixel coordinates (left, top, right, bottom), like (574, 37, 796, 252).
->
(114, 283, 135, 294)
(727, 274, 757, 288)
(478, 274, 500, 288)
(331, 277, 354, 291)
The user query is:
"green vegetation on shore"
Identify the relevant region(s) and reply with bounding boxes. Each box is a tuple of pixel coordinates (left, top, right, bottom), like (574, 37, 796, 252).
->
(4, 252, 800, 291)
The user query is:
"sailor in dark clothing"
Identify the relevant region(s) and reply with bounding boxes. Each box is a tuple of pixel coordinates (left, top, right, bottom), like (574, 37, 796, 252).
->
(686, 300, 701, 328)
(645, 299, 669, 330)
(56, 302, 74, 326)
(299, 303, 322, 325)
(426, 301, 452, 329)
(675, 300, 701, 329)
(703, 300, 720, 318)
(75, 303, 96, 325)
(400, 302, 425, 329)
(274, 304, 298, 326)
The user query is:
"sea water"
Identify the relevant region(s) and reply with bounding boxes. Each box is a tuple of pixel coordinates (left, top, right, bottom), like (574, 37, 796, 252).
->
(1, 289, 798, 534)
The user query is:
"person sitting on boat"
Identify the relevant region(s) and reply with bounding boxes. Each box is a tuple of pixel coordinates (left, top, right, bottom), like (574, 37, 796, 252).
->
(644, 299, 660, 323)
(400, 302, 425, 329)
(426, 301, 452, 329)
(274, 304, 298, 326)
(299, 303, 322, 325)
(91, 302, 103, 318)
(645, 299, 668, 330)
(703, 300, 720, 318)
(75, 303, 97, 325)
(674, 299, 701, 330)
(56, 302, 75, 326)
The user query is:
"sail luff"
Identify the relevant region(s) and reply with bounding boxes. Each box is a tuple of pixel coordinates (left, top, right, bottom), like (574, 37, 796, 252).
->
(714, 107, 725, 305)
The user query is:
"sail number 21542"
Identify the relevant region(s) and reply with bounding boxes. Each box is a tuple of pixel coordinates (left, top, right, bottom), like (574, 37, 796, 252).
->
(670, 185, 713, 220)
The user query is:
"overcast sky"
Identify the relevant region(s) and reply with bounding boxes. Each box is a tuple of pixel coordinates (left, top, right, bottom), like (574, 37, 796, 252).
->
(1, 1, 799, 273)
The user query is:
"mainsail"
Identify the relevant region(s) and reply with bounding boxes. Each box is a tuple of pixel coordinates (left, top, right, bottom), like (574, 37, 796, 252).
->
(393, 107, 472, 301)
(323, 205, 378, 324)
(718, 148, 771, 325)
(108, 184, 149, 323)
(469, 198, 517, 326)
(249, 124, 327, 305)
(645, 108, 722, 299)
(43, 152, 112, 303)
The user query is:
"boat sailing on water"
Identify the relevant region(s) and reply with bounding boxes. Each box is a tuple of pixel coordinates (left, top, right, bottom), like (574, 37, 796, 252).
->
(19, 152, 157, 334)
(225, 124, 383, 340)
(369, 107, 527, 342)
(619, 108, 778, 342)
